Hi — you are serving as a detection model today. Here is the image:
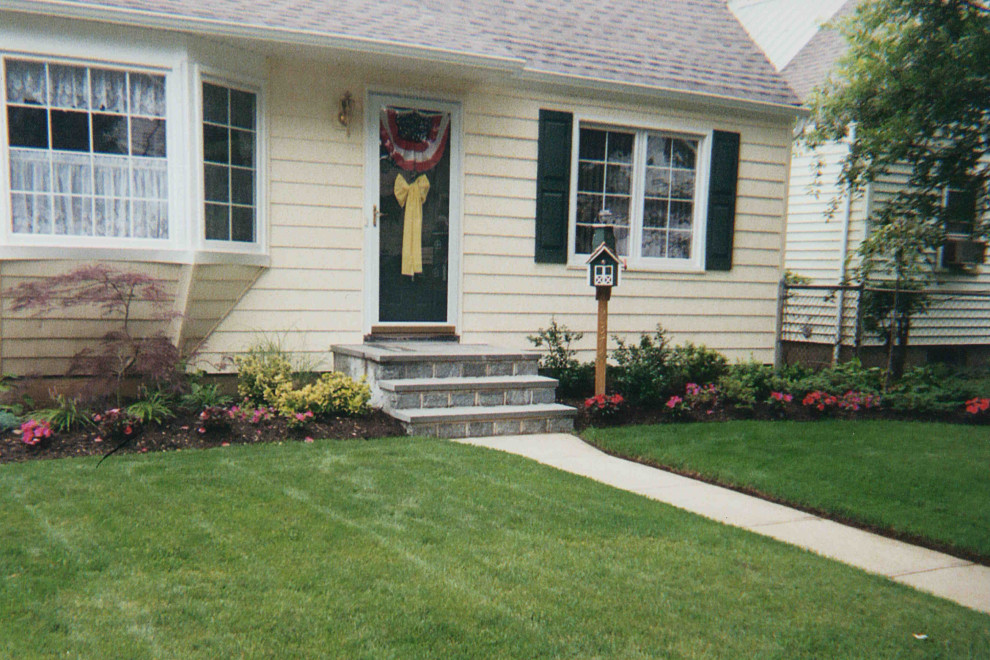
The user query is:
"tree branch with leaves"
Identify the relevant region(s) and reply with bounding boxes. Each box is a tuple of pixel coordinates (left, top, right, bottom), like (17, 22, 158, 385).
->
(805, 0, 990, 380)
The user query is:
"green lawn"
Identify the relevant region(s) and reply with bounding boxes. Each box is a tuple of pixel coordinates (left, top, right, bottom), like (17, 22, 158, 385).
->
(584, 420, 990, 561)
(2, 438, 988, 658)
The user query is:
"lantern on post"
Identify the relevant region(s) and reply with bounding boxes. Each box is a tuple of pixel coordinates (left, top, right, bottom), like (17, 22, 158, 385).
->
(586, 224, 623, 397)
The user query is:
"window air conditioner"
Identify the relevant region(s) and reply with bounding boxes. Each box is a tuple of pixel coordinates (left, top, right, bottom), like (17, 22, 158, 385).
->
(941, 238, 987, 268)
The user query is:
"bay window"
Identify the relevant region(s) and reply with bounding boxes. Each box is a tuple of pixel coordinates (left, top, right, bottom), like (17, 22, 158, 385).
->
(203, 82, 257, 243)
(5, 58, 168, 240)
(1, 46, 265, 261)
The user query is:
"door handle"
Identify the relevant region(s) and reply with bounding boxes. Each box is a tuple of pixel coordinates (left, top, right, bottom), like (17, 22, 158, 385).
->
(372, 205, 386, 227)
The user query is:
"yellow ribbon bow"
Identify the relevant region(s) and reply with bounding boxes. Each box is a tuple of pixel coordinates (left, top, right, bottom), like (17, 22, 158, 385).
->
(393, 174, 431, 277)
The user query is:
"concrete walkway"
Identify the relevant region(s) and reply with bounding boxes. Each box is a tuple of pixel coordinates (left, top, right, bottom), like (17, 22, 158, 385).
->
(454, 433, 990, 615)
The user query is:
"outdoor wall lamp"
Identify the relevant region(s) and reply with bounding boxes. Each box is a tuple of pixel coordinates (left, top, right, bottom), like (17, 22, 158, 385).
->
(338, 91, 354, 133)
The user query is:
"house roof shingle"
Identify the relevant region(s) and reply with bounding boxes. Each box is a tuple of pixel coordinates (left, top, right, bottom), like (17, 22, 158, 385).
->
(5, 0, 801, 109)
(781, 0, 860, 102)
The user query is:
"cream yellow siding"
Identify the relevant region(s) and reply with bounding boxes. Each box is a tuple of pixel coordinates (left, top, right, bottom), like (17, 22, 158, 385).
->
(196, 57, 794, 366)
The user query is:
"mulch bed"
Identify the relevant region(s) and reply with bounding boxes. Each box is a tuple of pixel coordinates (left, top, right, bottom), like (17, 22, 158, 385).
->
(0, 410, 406, 465)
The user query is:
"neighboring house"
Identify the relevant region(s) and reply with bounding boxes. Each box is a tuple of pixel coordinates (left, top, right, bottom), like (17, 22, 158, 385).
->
(0, 0, 801, 378)
(731, 0, 990, 364)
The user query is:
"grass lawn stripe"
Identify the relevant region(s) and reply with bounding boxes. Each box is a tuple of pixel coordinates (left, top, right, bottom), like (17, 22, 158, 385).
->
(1, 438, 988, 658)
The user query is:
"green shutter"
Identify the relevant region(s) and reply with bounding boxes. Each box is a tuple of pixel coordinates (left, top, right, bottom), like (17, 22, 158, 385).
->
(535, 110, 572, 263)
(705, 131, 741, 271)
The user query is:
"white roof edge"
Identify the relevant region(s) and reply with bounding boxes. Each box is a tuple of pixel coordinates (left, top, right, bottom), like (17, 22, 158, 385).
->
(1, 0, 528, 72)
(515, 69, 806, 118)
(4, 0, 805, 116)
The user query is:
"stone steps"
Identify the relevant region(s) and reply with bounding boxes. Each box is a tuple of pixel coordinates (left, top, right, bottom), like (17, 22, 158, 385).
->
(332, 341, 576, 438)
(390, 404, 577, 438)
(379, 375, 558, 409)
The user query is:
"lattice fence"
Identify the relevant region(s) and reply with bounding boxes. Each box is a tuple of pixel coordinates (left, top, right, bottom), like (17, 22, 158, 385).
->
(778, 283, 990, 366)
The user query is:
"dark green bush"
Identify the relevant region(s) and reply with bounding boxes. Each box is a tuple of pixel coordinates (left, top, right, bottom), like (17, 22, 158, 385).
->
(667, 343, 728, 391)
(785, 359, 884, 397)
(883, 364, 986, 414)
(610, 327, 675, 405)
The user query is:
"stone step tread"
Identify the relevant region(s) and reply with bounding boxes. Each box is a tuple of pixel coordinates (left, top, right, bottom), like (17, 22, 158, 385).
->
(389, 403, 576, 424)
(380, 375, 557, 392)
(333, 342, 538, 364)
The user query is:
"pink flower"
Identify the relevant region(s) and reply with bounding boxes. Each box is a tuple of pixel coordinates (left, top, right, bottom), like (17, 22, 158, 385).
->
(304, 437, 314, 443)
(666, 395, 683, 409)
(18, 419, 52, 446)
(197, 427, 206, 434)
(685, 383, 701, 396)
(124, 425, 133, 435)
(221, 442, 230, 447)
(94, 437, 103, 443)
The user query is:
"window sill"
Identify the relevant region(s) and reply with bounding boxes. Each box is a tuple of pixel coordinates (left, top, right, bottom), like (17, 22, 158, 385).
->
(566, 259, 705, 275)
(0, 244, 270, 267)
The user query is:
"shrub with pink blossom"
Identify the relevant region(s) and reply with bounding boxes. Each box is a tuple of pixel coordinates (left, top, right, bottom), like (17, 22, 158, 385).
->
(18, 419, 52, 446)
(583, 393, 624, 422)
(965, 397, 990, 415)
(93, 408, 141, 443)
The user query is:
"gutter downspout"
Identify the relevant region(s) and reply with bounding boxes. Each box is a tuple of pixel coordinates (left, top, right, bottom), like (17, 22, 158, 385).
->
(833, 124, 856, 364)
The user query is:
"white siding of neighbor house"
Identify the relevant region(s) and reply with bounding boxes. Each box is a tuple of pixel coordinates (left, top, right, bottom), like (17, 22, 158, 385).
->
(194, 57, 794, 366)
(783, 138, 869, 283)
(867, 165, 990, 346)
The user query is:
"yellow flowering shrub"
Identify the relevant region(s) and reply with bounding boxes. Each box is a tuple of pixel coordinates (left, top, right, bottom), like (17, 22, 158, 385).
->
(233, 346, 294, 406)
(272, 372, 371, 417)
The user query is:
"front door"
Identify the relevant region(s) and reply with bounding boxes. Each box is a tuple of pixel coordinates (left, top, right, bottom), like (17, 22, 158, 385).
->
(367, 94, 458, 327)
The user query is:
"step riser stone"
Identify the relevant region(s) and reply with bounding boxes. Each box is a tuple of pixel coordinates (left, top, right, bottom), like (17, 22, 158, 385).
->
(384, 387, 556, 410)
(404, 416, 574, 439)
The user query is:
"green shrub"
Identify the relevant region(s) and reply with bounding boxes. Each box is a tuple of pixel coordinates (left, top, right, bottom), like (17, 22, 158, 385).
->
(234, 341, 295, 406)
(272, 372, 371, 417)
(35, 393, 95, 433)
(668, 343, 728, 391)
(610, 327, 675, 405)
(0, 410, 20, 432)
(883, 365, 982, 414)
(180, 382, 232, 412)
(528, 318, 594, 397)
(785, 359, 884, 397)
(126, 390, 175, 426)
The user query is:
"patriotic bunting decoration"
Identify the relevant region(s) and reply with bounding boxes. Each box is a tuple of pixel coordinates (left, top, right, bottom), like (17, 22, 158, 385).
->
(380, 107, 450, 173)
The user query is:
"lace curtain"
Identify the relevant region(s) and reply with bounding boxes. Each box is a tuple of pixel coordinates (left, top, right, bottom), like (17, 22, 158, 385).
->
(5, 59, 168, 239)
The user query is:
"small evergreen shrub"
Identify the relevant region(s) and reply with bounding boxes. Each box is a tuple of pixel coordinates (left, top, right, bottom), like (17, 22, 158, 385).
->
(0, 410, 20, 432)
(667, 343, 728, 392)
(610, 327, 675, 405)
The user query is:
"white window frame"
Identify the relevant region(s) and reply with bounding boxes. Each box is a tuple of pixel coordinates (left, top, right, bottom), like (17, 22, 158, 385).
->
(567, 116, 712, 273)
(197, 66, 267, 257)
(0, 52, 185, 253)
(0, 22, 268, 265)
